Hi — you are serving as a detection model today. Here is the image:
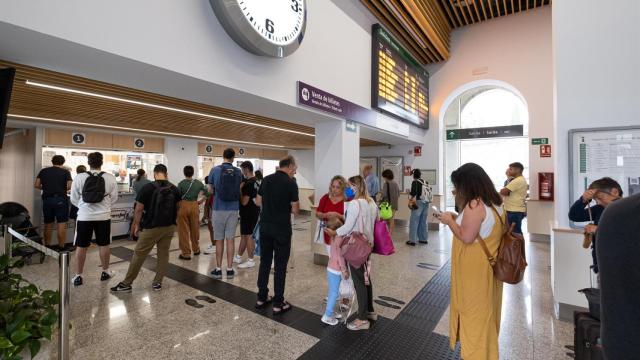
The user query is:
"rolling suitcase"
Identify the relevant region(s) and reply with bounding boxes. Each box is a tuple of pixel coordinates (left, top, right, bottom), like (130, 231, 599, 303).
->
(574, 311, 602, 360)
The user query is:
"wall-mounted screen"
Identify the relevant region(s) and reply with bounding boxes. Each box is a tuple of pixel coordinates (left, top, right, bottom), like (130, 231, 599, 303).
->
(372, 24, 429, 129)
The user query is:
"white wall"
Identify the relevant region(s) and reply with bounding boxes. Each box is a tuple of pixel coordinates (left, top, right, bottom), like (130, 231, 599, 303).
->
(0, 0, 412, 140)
(164, 138, 198, 185)
(288, 149, 314, 189)
(426, 7, 553, 198)
(552, 0, 640, 227)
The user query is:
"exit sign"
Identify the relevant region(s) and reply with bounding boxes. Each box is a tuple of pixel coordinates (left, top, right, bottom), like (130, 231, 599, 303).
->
(531, 138, 549, 145)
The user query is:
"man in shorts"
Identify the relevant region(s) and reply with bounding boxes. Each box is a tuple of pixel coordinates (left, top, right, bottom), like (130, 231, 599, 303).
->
(69, 152, 118, 286)
(236, 161, 260, 269)
(208, 148, 242, 279)
(34, 155, 72, 249)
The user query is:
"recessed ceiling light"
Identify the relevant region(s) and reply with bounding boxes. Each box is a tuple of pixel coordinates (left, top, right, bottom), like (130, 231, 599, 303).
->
(25, 80, 315, 137)
(8, 114, 287, 148)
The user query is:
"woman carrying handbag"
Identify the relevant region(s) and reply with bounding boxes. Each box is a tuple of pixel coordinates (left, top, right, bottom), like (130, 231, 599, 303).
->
(325, 175, 378, 331)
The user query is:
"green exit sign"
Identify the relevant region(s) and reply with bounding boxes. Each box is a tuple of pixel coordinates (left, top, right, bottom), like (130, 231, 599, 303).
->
(531, 138, 549, 145)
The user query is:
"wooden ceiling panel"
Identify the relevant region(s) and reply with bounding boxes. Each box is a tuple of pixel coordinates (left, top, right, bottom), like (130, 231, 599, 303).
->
(363, 0, 551, 65)
(1, 60, 388, 149)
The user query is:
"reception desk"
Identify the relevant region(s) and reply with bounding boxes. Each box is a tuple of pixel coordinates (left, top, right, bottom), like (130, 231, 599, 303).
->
(550, 226, 593, 320)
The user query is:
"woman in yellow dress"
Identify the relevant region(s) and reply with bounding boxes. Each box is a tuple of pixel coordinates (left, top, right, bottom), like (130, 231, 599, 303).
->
(437, 163, 505, 360)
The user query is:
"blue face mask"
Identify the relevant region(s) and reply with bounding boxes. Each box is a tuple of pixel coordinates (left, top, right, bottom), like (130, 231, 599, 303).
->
(344, 187, 355, 201)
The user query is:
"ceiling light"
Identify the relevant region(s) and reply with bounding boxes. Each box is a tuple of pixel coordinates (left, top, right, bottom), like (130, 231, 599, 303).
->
(25, 80, 314, 137)
(9, 114, 287, 148)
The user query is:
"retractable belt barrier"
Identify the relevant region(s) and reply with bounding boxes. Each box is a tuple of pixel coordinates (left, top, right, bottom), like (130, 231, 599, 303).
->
(1, 225, 70, 360)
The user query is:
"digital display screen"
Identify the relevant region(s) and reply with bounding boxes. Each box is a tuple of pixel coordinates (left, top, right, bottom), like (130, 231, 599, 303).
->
(372, 24, 429, 129)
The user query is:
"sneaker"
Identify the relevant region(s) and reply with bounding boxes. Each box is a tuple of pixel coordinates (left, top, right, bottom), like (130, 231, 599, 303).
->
(110, 282, 132, 293)
(406, 241, 416, 246)
(226, 269, 235, 279)
(100, 270, 114, 281)
(72, 275, 83, 286)
(203, 245, 216, 254)
(178, 254, 191, 260)
(321, 315, 339, 326)
(233, 255, 242, 264)
(152, 282, 162, 291)
(367, 312, 378, 321)
(210, 268, 223, 279)
(347, 320, 370, 331)
(238, 259, 255, 269)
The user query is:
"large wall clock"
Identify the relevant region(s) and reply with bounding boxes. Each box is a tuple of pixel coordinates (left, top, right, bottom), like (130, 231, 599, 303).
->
(210, 0, 307, 58)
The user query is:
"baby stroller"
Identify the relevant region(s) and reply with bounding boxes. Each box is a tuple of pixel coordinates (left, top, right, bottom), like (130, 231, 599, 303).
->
(0, 202, 46, 264)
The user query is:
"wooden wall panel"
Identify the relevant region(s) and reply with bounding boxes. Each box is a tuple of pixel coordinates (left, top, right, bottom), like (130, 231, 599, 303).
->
(262, 149, 288, 160)
(44, 128, 113, 149)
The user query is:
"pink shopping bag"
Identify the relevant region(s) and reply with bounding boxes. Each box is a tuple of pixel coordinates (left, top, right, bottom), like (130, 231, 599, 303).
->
(373, 219, 395, 256)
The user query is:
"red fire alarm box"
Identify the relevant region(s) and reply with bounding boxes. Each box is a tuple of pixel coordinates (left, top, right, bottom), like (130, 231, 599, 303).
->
(414, 146, 422, 156)
(538, 172, 554, 201)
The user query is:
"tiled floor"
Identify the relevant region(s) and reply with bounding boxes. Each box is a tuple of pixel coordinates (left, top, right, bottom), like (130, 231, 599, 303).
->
(15, 216, 573, 359)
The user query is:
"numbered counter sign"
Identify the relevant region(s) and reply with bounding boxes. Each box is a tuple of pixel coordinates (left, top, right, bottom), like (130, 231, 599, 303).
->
(72, 133, 86, 145)
(134, 138, 145, 149)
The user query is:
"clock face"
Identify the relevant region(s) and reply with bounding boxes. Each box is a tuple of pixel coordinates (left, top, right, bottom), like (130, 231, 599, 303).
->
(210, 0, 307, 57)
(239, 0, 305, 46)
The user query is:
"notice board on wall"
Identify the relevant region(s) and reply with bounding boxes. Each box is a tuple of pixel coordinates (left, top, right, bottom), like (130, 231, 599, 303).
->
(569, 127, 640, 216)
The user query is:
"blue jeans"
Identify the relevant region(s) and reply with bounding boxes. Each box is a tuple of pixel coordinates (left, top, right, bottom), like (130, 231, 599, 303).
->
(409, 201, 429, 243)
(506, 211, 526, 235)
(324, 271, 341, 317)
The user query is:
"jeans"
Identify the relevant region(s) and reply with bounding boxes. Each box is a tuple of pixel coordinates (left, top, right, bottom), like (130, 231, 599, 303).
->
(257, 230, 292, 306)
(324, 271, 341, 317)
(350, 263, 374, 321)
(409, 200, 429, 243)
(506, 211, 526, 235)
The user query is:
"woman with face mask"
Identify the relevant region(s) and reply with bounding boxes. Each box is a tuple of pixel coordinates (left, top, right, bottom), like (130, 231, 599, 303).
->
(325, 175, 379, 331)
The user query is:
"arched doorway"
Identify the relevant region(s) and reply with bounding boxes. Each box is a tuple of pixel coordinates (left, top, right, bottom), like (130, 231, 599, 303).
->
(442, 83, 529, 209)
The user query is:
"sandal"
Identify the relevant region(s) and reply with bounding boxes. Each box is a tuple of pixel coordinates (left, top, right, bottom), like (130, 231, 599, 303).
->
(255, 297, 273, 309)
(272, 301, 292, 315)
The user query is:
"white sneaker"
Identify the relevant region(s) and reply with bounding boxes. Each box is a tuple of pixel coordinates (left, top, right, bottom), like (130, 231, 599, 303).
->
(238, 259, 255, 269)
(233, 255, 242, 264)
(321, 315, 339, 326)
(203, 245, 215, 254)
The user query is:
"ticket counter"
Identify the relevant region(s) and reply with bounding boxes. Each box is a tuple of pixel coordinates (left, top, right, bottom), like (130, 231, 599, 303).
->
(38, 129, 166, 242)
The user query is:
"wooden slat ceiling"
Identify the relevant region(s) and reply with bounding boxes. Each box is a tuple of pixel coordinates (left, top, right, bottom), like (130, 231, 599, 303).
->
(1, 60, 387, 149)
(361, 0, 551, 65)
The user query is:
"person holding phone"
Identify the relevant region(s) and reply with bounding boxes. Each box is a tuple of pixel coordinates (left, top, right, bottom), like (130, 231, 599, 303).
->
(436, 163, 505, 360)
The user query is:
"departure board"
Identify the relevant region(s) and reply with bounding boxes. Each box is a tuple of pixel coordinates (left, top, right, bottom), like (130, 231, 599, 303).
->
(372, 24, 429, 129)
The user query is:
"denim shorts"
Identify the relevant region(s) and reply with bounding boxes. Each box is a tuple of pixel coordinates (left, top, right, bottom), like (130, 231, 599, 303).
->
(42, 196, 69, 224)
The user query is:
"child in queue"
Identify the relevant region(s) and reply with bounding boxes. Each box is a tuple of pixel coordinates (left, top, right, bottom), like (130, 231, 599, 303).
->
(321, 217, 347, 325)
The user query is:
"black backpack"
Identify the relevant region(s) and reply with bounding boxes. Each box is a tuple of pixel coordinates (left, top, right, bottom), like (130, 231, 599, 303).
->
(82, 172, 106, 203)
(218, 164, 240, 202)
(147, 182, 177, 227)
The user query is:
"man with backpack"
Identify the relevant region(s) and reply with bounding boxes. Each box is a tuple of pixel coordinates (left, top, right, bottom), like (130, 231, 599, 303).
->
(208, 148, 242, 279)
(111, 164, 181, 292)
(69, 152, 118, 286)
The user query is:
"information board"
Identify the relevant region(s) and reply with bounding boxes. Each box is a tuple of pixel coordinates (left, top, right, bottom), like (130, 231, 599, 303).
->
(569, 126, 640, 207)
(372, 24, 429, 129)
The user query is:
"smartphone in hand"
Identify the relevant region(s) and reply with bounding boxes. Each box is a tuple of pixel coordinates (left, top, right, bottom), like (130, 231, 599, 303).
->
(431, 206, 442, 217)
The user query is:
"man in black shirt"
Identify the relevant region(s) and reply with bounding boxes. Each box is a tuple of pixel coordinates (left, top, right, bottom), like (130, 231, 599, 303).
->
(596, 193, 640, 360)
(34, 155, 72, 249)
(255, 156, 299, 315)
(236, 161, 260, 269)
(111, 164, 181, 292)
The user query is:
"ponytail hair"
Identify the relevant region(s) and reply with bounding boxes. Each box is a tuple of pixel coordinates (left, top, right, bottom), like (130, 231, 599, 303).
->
(348, 175, 373, 204)
(135, 169, 146, 182)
